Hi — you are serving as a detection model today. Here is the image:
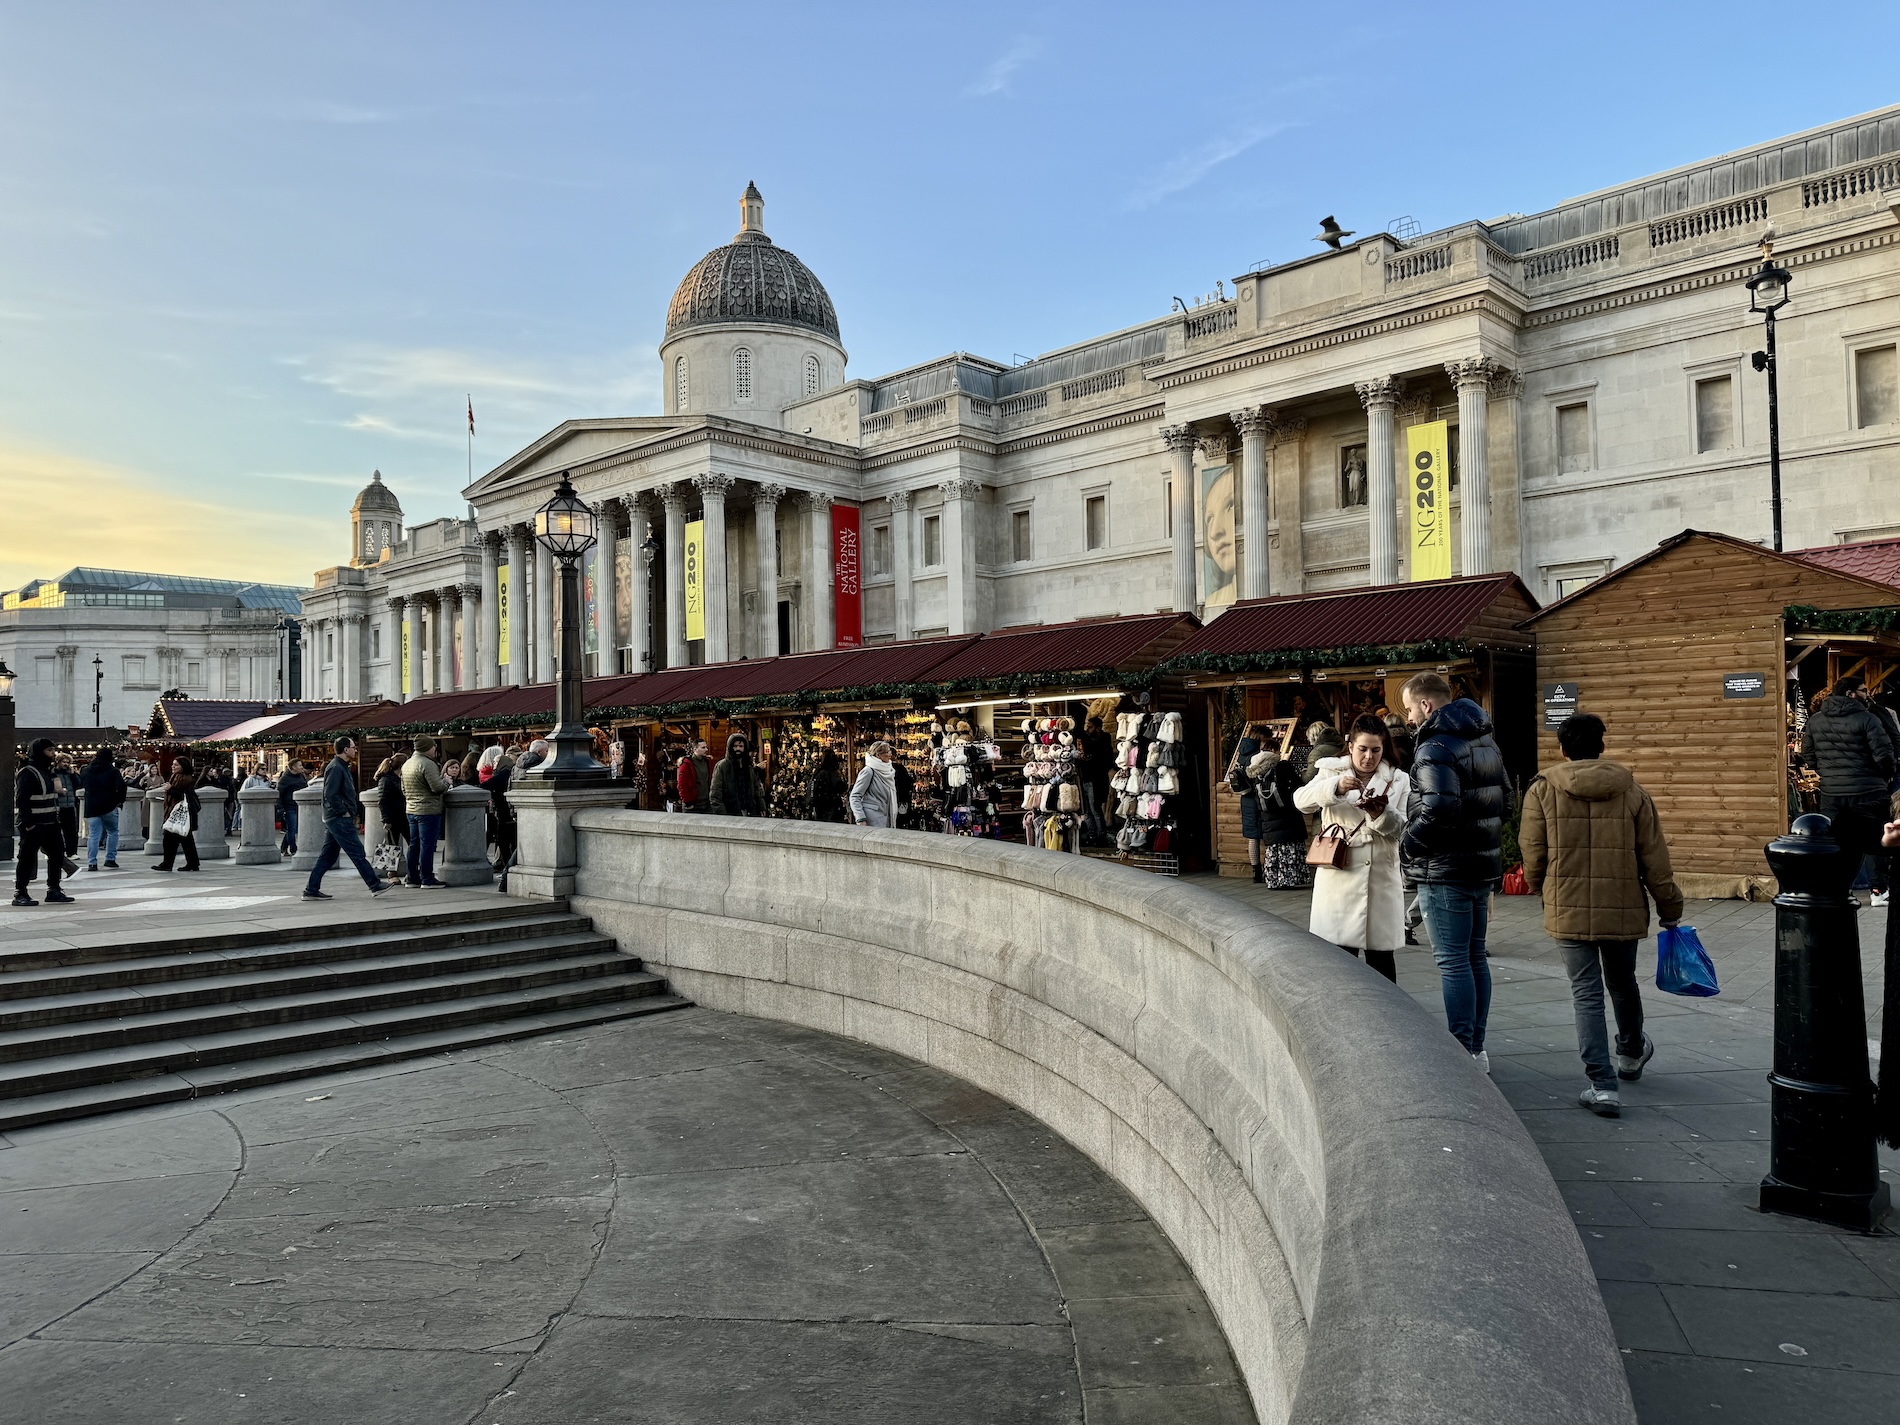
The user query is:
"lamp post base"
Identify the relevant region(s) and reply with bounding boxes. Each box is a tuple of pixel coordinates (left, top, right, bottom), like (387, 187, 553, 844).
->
(1760, 1175, 1890, 1233)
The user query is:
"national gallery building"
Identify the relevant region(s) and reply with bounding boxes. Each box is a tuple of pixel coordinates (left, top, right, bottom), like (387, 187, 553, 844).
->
(300, 106, 1900, 701)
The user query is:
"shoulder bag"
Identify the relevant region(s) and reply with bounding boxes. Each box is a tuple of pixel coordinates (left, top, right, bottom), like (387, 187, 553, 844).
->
(1305, 823, 1350, 869)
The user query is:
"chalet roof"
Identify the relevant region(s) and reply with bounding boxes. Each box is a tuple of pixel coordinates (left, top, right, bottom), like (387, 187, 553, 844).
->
(1792, 536, 1900, 591)
(1167, 575, 1536, 661)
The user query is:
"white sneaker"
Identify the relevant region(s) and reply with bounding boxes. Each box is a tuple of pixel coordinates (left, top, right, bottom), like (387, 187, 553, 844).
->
(1579, 1086, 1621, 1117)
(1471, 1050, 1490, 1075)
(1612, 1033, 1655, 1081)
(1873, 891, 1890, 908)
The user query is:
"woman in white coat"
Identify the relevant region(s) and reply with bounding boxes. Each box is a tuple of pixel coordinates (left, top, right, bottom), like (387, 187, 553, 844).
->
(1293, 714, 1411, 982)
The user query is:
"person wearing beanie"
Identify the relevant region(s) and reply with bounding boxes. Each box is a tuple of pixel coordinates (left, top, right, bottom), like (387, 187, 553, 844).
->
(400, 734, 450, 888)
(13, 738, 75, 906)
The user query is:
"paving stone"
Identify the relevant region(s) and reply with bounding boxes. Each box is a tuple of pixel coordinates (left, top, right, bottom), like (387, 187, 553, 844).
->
(0, 1108, 238, 1190)
(1516, 1107, 1687, 1144)
(1660, 1282, 1900, 1372)
(1608, 1181, 1844, 1234)
(1582, 1225, 1890, 1295)
(221, 1059, 563, 1145)
(1065, 1293, 1240, 1390)
(1654, 1102, 1773, 1140)
(470, 1006, 770, 1091)
(1083, 1383, 1259, 1424)
(1558, 1180, 1647, 1227)
(1037, 1219, 1199, 1301)
(870, 1060, 1015, 1128)
(1624, 1350, 1898, 1425)
(1540, 1140, 1729, 1184)
(0, 1251, 153, 1347)
(1682, 1137, 1773, 1183)
(1596, 1280, 1690, 1353)
(1617, 1072, 1765, 1108)
(0, 1171, 233, 1253)
(946, 1108, 1146, 1229)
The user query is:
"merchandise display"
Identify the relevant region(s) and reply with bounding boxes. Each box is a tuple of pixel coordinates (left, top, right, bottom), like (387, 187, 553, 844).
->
(769, 714, 845, 820)
(931, 717, 1002, 837)
(1019, 716, 1085, 852)
(1110, 710, 1184, 859)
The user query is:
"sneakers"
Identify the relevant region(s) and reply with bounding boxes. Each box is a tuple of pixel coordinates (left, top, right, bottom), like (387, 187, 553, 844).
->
(301, 889, 332, 901)
(419, 881, 447, 890)
(1404, 927, 1419, 946)
(45, 890, 74, 904)
(1471, 1050, 1490, 1075)
(1873, 891, 1891, 908)
(1579, 1086, 1622, 1117)
(1613, 1033, 1656, 1081)
(104, 860, 119, 869)
(10, 893, 36, 908)
(85, 864, 98, 873)
(152, 867, 172, 874)
(369, 881, 396, 897)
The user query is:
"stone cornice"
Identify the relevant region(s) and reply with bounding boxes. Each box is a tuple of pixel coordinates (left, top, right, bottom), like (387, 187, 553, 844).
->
(997, 403, 1167, 456)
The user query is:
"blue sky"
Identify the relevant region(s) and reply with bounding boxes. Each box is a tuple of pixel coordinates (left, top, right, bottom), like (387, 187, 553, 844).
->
(1, 1, 1895, 590)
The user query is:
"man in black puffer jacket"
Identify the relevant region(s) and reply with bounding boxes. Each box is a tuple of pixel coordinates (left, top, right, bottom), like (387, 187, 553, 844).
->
(1400, 672, 1512, 1070)
(1801, 674, 1895, 905)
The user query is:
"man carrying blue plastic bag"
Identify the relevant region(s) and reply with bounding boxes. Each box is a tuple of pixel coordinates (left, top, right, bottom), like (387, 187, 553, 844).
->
(1522, 713, 1684, 1118)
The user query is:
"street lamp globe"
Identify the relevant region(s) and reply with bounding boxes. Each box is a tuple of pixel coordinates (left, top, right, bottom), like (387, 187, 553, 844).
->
(1747, 258, 1791, 315)
(534, 474, 597, 559)
(0, 659, 15, 698)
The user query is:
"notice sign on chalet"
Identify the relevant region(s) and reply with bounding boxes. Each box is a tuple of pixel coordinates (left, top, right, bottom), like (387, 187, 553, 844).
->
(1543, 682, 1579, 728)
(1723, 672, 1768, 699)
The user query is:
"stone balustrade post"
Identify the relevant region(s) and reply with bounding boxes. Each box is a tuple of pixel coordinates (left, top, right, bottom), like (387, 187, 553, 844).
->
(439, 783, 495, 887)
(144, 786, 168, 864)
(289, 785, 326, 874)
(194, 786, 230, 860)
(505, 781, 633, 899)
(119, 787, 146, 853)
(236, 784, 279, 865)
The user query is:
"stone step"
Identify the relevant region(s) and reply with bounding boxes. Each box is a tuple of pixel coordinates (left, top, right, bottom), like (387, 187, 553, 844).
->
(0, 930, 618, 1030)
(0, 951, 650, 1065)
(0, 971, 671, 1099)
(0, 912, 593, 1000)
(0, 994, 692, 1132)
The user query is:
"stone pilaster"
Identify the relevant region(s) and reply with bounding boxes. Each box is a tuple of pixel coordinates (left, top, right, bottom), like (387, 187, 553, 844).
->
(534, 536, 555, 684)
(1266, 418, 1308, 598)
(479, 531, 501, 689)
(694, 473, 735, 663)
(457, 583, 480, 690)
(662, 483, 689, 668)
(805, 489, 834, 651)
(1231, 407, 1275, 600)
(1447, 357, 1505, 576)
(594, 499, 619, 676)
(889, 489, 913, 641)
(629, 495, 653, 674)
(1160, 425, 1200, 613)
(938, 478, 981, 636)
(752, 483, 784, 658)
(1488, 367, 1526, 578)
(1355, 378, 1403, 586)
(504, 527, 529, 688)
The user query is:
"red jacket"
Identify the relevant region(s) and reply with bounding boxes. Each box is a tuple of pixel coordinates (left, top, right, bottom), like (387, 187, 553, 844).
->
(675, 756, 699, 806)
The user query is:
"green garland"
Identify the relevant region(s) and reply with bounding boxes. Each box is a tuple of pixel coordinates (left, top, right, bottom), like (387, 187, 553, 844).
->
(1784, 605, 1900, 636)
(1161, 638, 1472, 678)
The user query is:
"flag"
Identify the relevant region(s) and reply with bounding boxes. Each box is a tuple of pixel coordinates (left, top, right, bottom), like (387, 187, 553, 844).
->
(467, 396, 475, 435)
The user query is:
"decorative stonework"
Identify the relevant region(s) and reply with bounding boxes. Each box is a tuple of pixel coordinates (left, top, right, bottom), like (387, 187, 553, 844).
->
(1397, 393, 1434, 424)
(753, 482, 786, 507)
(1355, 376, 1403, 410)
(693, 472, 736, 501)
(1159, 423, 1201, 454)
(660, 482, 690, 513)
(1230, 406, 1275, 438)
(887, 488, 911, 511)
(939, 477, 982, 502)
(1446, 356, 1505, 390)
(1489, 368, 1525, 400)
(804, 488, 834, 513)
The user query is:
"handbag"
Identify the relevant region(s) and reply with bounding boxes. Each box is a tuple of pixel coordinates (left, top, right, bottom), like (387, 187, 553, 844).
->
(1656, 925, 1720, 997)
(1306, 824, 1350, 869)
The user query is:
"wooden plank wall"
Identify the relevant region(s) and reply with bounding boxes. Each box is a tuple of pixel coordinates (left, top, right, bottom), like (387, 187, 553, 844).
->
(1533, 537, 1898, 879)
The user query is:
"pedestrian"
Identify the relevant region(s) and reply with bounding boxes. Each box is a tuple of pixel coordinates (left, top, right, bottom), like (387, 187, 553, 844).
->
(1294, 714, 1412, 980)
(1521, 712, 1684, 1118)
(78, 745, 128, 871)
(1081, 716, 1116, 843)
(375, 756, 408, 854)
(1247, 746, 1311, 888)
(1800, 674, 1895, 906)
(806, 747, 848, 822)
(53, 754, 81, 858)
(710, 733, 766, 816)
(515, 737, 551, 776)
(1293, 722, 1343, 786)
(675, 740, 712, 812)
(12, 738, 75, 906)
(276, 759, 309, 858)
(849, 741, 900, 828)
(459, 745, 481, 784)
(401, 735, 450, 888)
(477, 744, 503, 784)
(302, 736, 396, 901)
(1399, 672, 1512, 1072)
(488, 751, 517, 871)
(154, 766, 202, 873)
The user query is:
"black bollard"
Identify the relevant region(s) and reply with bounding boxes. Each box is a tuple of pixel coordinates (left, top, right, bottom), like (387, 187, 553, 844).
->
(1760, 813, 1891, 1230)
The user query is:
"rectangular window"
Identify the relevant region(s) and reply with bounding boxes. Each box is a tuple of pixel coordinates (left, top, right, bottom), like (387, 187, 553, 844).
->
(1695, 375, 1735, 452)
(1163, 479, 1173, 539)
(922, 514, 943, 568)
(1556, 575, 1598, 598)
(186, 660, 203, 687)
(371, 626, 381, 658)
(1085, 494, 1107, 551)
(1339, 445, 1368, 508)
(122, 655, 145, 685)
(870, 523, 891, 576)
(1011, 509, 1032, 563)
(1557, 403, 1591, 472)
(1858, 344, 1899, 429)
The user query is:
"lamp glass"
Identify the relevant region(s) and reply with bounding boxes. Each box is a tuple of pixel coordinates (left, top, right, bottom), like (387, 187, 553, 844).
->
(0, 662, 14, 698)
(1749, 264, 1789, 314)
(534, 474, 597, 558)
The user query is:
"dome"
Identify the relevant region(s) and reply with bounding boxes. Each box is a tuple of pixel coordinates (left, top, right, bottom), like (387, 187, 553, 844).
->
(351, 469, 402, 516)
(665, 183, 840, 344)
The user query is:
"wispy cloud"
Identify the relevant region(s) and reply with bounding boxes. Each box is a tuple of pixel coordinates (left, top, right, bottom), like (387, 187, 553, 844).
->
(1124, 121, 1300, 210)
(964, 37, 1042, 98)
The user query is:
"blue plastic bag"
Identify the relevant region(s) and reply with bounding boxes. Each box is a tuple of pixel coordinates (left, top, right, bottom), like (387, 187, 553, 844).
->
(1656, 925, 1720, 997)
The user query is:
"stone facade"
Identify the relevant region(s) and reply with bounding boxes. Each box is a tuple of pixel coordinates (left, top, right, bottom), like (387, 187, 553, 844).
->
(311, 108, 1900, 697)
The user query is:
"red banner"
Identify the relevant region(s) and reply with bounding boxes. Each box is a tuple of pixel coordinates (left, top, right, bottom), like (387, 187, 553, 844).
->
(833, 505, 862, 649)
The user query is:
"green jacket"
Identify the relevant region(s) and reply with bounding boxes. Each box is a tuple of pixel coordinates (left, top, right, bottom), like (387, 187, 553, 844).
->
(401, 753, 449, 816)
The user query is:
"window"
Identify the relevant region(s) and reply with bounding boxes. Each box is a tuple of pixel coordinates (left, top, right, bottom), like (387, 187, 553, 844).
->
(1011, 509, 1032, 563)
(675, 356, 689, 413)
(1556, 575, 1598, 598)
(1163, 479, 1173, 539)
(870, 523, 891, 576)
(1695, 375, 1735, 452)
(371, 626, 381, 658)
(734, 347, 753, 402)
(923, 513, 943, 568)
(186, 660, 204, 687)
(1557, 402, 1591, 472)
(804, 354, 821, 397)
(1339, 444, 1369, 508)
(326, 632, 335, 662)
(121, 655, 145, 686)
(1858, 345, 1899, 428)
(1085, 494, 1107, 551)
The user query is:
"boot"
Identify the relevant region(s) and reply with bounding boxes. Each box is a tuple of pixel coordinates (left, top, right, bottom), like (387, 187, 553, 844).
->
(1251, 861, 1265, 885)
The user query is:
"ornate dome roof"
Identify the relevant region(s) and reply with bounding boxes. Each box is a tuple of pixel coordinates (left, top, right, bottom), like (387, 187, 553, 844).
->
(351, 469, 402, 516)
(665, 183, 840, 344)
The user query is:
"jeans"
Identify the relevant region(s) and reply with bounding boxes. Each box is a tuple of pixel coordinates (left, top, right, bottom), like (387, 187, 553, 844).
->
(1419, 881, 1493, 1053)
(1082, 782, 1109, 842)
(1822, 795, 1888, 894)
(306, 814, 380, 893)
(407, 813, 443, 885)
(86, 810, 120, 866)
(279, 804, 299, 855)
(1557, 939, 1645, 1088)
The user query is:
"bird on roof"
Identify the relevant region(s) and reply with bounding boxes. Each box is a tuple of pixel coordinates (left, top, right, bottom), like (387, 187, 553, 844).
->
(1313, 216, 1355, 251)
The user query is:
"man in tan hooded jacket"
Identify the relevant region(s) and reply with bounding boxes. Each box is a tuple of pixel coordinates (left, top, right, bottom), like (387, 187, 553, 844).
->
(1521, 712, 1683, 1117)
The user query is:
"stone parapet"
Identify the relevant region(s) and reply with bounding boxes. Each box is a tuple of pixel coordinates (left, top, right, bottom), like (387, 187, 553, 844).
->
(555, 813, 1633, 1425)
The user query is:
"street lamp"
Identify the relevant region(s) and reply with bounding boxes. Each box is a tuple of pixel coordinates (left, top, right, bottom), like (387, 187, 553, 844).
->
(640, 522, 660, 672)
(532, 472, 607, 778)
(274, 618, 290, 702)
(0, 659, 15, 861)
(1748, 237, 1793, 552)
(91, 654, 103, 728)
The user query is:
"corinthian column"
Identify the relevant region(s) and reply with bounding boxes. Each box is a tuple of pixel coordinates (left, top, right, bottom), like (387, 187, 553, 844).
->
(806, 489, 834, 651)
(1160, 424, 1199, 612)
(629, 496, 652, 673)
(1355, 377, 1402, 585)
(694, 473, 734, 663)
(534, 537, 555, 683)
(1448, 357, 1504, 576)
(753, 483, 784, 658)
(479, 532, 500, 688)
(939, 478, 981, 636)
(594, 499, 619, 676)
(402, 597, 423, 701)
(504, 526, 528, 687)
(662, 483, 688, 667)
(1231, 407, 1274, 600)
(889, 489, 913, 641)
(457, 584, 479, 690)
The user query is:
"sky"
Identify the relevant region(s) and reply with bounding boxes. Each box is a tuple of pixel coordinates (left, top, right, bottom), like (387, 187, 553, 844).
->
(1, 1, 1896, 594)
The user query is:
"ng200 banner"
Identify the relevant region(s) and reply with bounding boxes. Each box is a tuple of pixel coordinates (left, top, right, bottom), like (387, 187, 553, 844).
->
(1408, 420, 1451, 582)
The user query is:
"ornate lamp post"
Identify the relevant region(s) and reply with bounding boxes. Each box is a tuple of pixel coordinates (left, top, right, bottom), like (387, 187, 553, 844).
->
(91, 654, 103, 728)
(640, 523, 660, 672)
(0, 659, 16, 861)
(1747, 238, 1793, 552)
(533, 473, 607, 778)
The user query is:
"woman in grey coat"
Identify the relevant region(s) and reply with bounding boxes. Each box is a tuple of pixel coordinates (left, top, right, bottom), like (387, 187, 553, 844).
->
(849, 743, 901, 828)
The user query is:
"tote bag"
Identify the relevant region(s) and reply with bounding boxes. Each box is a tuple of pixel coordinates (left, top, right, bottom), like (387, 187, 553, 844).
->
(162, 800, 192, 837)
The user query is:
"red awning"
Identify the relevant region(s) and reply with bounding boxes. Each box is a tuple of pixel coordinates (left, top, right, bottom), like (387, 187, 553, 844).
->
(1167, 575, 1534, 660)
(924, 613, 1196, 683)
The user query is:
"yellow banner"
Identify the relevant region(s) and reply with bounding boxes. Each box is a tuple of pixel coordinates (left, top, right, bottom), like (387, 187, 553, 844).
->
(1408, 420, 1452, 582)
(684, 519, 705, 642)
(496, 565, 510, 666)
(400, 618, 412, 695)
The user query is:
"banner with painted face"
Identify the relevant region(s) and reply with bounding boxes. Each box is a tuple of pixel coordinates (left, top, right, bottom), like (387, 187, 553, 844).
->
(1408, 420, 1452, 582)
(833, 505, 862, 648)
(1200, 459, 1237, 607)
(683, 520, 705, 643)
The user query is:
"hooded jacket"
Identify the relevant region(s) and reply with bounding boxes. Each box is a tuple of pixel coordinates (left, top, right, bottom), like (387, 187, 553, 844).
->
(1800, 694, 1895, 802)
(77, 753, 127, 817)
(1399, 698, 1511, 886)
(1520, 758, 1683, 941)
(849, 756, 899, 828)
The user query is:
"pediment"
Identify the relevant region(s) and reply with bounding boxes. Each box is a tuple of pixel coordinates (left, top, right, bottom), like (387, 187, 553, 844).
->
(462, 417, 693, 502)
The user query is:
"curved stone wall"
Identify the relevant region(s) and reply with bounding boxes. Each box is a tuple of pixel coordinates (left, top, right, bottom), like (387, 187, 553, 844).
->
(567, 812, 1633, 1425)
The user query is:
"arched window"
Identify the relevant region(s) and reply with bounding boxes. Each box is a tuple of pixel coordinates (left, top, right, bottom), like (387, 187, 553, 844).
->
(804, 354, 820, 397)
(675, 356, 689, 413)
(734, 347, 753, 402)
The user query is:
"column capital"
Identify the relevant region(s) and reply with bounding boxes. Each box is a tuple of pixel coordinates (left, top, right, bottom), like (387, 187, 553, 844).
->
(56, 643, 79, 658)
(1446, 356, 1506, 390)
(887, 488, 911, 512)
(1230, 406, 1276, 438)
(387, 596, 406, 614)
(803, 487, 834, 513)
(661, 481, 690, 514)
(1397, 392, 1434, 425)
(1488, 367, 1524, 400)
(593, 495, 622, 520)
(939, 477, 981, 502)
(457, 581, 481, 600)
(693, 472, 736, 501)
(753, 481, 787, 506)
(1354, 376, 1403, 410)
(1268, 416, 1308, 446)
(1158, 423, 1201, 454)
